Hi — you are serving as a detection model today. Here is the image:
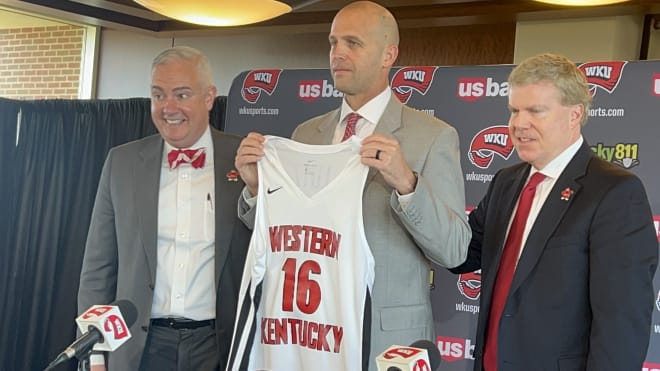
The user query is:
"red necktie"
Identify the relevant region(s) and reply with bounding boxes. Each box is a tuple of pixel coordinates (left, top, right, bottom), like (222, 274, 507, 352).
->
(167, 148, 206, 169)
(483, 172, 546, 371)
(341, 113, 361, 142)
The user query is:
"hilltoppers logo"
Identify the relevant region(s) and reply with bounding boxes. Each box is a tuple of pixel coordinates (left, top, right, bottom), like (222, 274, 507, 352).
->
(298, 80, 343, 102)
(103, 314, 130, 340)
(437, 336, 475, 362)
(241, 69, 283, 104)
(457, 270, 481, 300)
(457, 77, 509, 102)
(578, 61, 626, 96)
(390, 66, 437, 103)
(468, 125, 514, 169)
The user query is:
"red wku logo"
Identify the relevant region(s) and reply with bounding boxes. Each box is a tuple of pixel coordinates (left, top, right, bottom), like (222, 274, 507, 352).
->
(391, 66, 437, 103)
(413, 359, 431, 371)
(103, 314, 129, 340)
(241, 69, 282, 104)
(578, 61, 626, 96)
(384, 346, 424, 359)
(468, 126, 514, 169)
(81, 305, 112, 319)
(457, 270, 481, 300)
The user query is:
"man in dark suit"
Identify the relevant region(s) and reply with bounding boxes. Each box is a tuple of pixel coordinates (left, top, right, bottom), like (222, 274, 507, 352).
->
(78, 46, 250, 371)
(451, 53, 658, 371)
(234, 2, 470, 370)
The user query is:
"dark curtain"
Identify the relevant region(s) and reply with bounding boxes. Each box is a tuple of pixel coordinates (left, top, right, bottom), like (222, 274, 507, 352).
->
(0, 96, 226, 371)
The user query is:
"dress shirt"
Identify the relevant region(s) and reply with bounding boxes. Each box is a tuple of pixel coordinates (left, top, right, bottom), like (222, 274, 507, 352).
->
(510, 136, 584, 263)
(151, 126, 216, 321)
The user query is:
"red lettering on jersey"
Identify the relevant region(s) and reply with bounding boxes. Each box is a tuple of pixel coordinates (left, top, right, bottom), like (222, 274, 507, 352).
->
(269, 225, 341, 259)
(261, 317, 344, 353)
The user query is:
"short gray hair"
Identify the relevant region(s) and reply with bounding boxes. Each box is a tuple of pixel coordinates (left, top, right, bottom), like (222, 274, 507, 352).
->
(151, 46, 213, 86)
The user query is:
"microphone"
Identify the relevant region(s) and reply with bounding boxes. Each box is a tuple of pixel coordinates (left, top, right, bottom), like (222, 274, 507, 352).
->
(45, 300, 137, 370)
(376, 340, 441, 371)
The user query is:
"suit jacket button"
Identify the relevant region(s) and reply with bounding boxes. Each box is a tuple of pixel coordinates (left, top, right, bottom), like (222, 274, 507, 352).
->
(149, 284, 154, 290)
(141, 325, 149, 332)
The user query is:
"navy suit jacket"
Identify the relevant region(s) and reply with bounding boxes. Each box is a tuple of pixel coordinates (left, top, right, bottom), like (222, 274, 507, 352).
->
(452, 142, 658, 371)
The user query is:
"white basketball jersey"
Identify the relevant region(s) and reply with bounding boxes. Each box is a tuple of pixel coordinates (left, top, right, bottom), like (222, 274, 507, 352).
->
(227, 135, 374, 371)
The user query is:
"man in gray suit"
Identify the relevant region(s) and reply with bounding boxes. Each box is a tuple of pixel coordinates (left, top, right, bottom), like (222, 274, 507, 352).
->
(234, 2, 470, 369)
(78, 46, 250, 371)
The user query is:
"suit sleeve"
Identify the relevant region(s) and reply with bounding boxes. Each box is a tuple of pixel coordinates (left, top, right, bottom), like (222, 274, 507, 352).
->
(237, 187, 256, 230)
(449, 169, 503, 274)
(586, 176, 658, 370)
(391, 125, 471, 268)
(78, 152, 119, 314)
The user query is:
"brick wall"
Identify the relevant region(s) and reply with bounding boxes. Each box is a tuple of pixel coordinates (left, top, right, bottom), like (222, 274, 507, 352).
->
(0, 25, 84, 99)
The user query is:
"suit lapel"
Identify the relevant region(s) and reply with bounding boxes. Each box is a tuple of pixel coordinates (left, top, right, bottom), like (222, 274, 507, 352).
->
(212, 129, 238, 284)
(316, 110, 340, 145)
(510, 143, 592, 293)
(486, 167, 530, 285)
(135, 136, 163, 285)
(367, 95, 403, 183)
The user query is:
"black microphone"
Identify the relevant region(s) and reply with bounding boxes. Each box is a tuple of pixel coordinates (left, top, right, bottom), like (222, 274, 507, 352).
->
(410, 340, 441, 371)
(45, 300, 138, 371)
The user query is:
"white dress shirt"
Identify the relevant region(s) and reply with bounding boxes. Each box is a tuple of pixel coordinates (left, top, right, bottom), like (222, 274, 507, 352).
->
(151, 126, 216, 320)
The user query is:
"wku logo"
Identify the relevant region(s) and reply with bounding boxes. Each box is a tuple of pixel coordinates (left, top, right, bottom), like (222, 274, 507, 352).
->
(413, 359, 431, 371)
(241, 69, 282, 104)
(578, 61, 626, 96)
(103, 314, 129, 340)
(81, 305, 112, 319)
(468, 126, 514, 169)
(384, 347, 424, 360)
(457, 270, 481, 300)
(391, 66, 437, 103)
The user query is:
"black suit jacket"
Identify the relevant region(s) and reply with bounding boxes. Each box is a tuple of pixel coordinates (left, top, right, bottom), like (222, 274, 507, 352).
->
(452, 142, 658, 371)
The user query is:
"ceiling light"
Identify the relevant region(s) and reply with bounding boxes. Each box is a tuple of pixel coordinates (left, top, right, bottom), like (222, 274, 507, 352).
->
(533, 0, 629, 5)
(134, 0, 293, 26)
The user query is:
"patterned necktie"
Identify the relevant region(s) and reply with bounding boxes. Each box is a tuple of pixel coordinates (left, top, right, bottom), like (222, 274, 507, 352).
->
(167, 147, 206, 169)
(483, 172, 546, 371)
(341, 113, 361, 142)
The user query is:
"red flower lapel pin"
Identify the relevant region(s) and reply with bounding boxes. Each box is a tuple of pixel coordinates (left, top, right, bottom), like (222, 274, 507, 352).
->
(226, 169, 239, 182)
(560, 187, 574, 201)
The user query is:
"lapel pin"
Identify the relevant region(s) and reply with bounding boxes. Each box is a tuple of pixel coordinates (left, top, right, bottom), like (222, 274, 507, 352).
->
(226, 169, 239, 182)
(560, 187, 574, 201)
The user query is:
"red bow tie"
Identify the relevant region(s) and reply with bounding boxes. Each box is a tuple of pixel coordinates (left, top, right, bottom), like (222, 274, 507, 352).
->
(168, 148, 206, 169)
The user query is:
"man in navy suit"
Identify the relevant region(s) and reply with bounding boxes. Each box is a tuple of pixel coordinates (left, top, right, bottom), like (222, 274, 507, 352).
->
(451, 53, 658, 371)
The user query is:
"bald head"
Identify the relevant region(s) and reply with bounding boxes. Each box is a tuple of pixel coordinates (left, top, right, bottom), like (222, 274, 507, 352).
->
(335, 1, 399, 47)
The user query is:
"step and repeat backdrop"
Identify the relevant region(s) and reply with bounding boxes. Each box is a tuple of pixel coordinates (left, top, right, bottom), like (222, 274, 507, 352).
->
(224, 61, 660, 371)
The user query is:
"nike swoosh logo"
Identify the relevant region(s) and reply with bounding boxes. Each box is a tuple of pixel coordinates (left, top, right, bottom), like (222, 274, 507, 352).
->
(267, 186, 283, 194)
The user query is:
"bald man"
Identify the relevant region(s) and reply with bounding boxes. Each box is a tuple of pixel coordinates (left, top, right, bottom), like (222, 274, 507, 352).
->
(233, 2, 470, 369)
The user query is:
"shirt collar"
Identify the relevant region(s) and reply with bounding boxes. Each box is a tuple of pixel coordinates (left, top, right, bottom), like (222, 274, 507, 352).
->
(339, 87, 391, 125)
(532, 135, 583, 180)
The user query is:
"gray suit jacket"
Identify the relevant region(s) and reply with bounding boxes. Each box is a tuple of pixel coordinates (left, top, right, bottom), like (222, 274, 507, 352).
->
(239, 95, 470, 370)
(78, 128, 251, 371)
